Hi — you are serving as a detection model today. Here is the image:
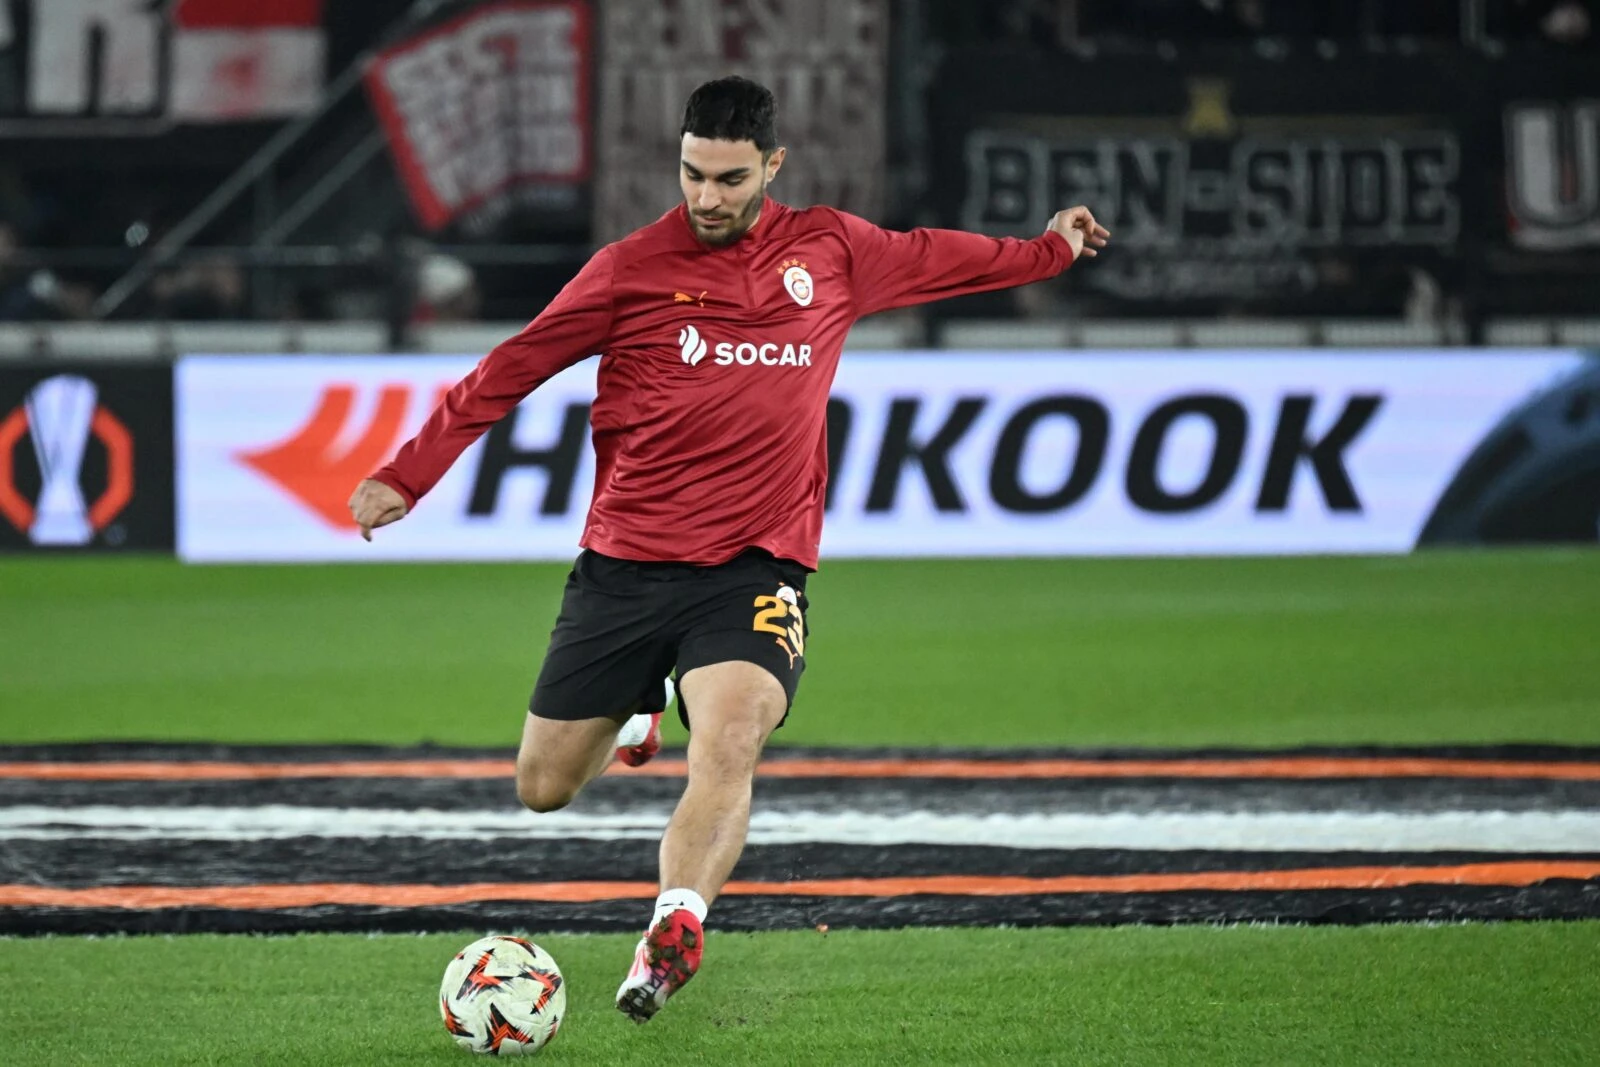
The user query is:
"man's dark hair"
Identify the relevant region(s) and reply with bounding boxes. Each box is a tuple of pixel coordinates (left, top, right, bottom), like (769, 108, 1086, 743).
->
(680, 76, 777, 153)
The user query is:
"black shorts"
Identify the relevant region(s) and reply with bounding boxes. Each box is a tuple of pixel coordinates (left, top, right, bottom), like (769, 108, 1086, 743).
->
(528, 548, 811, 728)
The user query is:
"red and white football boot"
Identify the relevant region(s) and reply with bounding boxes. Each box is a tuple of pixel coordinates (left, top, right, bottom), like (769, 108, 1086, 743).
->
(615, 677, 674, 767)
(614, 908, 704, 1023)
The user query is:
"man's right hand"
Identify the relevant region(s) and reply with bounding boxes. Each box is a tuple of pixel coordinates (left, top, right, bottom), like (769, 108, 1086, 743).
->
(348, 479, 408, 542)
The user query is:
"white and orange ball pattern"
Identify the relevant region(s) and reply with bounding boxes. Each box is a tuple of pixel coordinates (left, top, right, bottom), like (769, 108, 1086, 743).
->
(439, 935, 566, 1056)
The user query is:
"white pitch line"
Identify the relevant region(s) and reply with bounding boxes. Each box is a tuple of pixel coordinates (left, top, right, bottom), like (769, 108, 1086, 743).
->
(1, 806, 1598, 852)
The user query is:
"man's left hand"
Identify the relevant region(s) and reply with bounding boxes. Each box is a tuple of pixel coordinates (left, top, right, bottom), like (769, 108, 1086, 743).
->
(1047, 207, 1110, 260)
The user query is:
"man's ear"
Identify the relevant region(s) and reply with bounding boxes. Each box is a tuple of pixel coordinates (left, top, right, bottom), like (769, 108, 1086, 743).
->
(765, 146, 786, 182)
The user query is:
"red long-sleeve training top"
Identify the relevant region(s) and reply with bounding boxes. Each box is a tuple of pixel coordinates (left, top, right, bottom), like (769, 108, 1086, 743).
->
(373, 199, 1074, 568)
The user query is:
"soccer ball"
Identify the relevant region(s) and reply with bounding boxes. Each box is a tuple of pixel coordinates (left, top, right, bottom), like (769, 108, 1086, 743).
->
(439, 935, 566, 1055)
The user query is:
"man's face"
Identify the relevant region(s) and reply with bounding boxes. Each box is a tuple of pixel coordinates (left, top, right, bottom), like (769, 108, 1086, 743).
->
(680, 135, 785, 247)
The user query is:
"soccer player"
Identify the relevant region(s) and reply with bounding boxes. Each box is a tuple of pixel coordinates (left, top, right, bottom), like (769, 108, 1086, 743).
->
(348, 76, 1109, 1023)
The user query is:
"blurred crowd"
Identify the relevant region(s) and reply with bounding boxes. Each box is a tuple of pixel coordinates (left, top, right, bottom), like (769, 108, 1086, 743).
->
(939, 0, 1597, 48)
(0, 0, 1593, 327)
(0, 216, 482, 326)
(0, 221, 95, 321)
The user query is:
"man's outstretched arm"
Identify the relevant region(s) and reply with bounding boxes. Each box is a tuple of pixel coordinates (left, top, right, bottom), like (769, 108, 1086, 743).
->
(831, 206, 1109, 318)
(348, 247, 616, 541)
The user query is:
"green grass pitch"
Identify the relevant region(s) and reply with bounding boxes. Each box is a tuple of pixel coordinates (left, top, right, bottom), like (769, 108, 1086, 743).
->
(2, 550, 1598, 1064)
(2, 551, 1597, 746)
(1, 925, 1596, 1065)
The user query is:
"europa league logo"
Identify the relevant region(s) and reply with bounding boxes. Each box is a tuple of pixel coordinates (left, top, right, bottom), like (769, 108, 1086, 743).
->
(26, 376, 99, 545)
(0, 374, 135, 547)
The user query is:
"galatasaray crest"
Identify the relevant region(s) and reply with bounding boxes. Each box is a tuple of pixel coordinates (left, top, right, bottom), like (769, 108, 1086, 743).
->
(779, 258, 814, 307)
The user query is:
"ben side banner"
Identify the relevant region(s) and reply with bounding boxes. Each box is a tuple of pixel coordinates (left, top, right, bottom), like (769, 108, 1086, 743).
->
(928, 48, 1600, 316)
(0, 363, 175, 552)
(175, 352, 1597, 563)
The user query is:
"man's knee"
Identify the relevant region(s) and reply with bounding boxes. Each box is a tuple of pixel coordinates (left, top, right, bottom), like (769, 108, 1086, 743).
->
(515, 761, 580, 813)
(696, 712, 773, 767)
(681, 668, 788, 780)
(514, 710, 625, 813)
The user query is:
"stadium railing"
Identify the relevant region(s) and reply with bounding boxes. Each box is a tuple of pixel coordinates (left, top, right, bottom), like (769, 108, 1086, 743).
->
(3, 318, 1599, 361)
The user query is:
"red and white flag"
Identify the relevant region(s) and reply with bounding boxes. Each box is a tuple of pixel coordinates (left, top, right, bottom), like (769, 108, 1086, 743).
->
(365, 1, 592, 231)
(169, 0, 326, 122)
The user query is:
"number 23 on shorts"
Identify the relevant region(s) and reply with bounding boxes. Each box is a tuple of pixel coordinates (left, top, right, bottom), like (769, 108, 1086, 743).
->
(752, 586, 805, 667)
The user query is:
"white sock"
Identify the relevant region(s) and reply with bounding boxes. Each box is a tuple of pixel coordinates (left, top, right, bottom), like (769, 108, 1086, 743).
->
(651, 888, 708, 928)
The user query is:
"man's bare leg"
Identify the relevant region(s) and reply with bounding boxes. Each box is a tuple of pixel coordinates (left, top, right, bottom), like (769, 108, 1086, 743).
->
(514, 710, 628, 813)
(616, 660, 785, 1022)
(659, 660, 786, 900)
